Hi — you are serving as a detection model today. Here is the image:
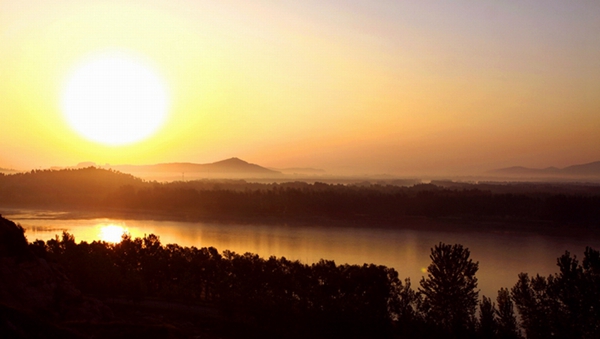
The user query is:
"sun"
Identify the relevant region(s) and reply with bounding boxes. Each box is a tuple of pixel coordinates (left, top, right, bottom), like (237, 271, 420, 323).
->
(61, 52, 170, 146)
(98, 224, 127, 243)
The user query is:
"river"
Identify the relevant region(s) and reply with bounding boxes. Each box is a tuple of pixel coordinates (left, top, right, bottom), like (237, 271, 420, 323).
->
(4, 208, 599, 299)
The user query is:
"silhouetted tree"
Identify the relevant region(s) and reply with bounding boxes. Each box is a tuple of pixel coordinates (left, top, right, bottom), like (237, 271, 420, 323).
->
(0, 217, 29, 258)
(496, 288, 521, 339)
(511, 273, 557, 339)
(512, 247, 600, 339)
(419, 243, 479, 337)
(388, 277, 424, 338)
(477, 296, 497, 338)
(553, 248, 600, 338)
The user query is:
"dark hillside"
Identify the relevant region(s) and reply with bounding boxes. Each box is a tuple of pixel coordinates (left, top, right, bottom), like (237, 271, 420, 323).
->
(0, 168, 145, 208)
(110, 157, 281, 176)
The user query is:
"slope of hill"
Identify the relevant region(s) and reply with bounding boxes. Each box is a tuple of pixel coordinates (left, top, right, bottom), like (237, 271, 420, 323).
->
(491, 161, 600, 178)
(562, 161, 600, 176)
(0, 167, 145, 207)
(109, 157, 281, 178)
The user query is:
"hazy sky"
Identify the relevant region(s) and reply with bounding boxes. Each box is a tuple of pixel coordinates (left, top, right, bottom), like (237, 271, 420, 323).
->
(1, 0, 599, 175)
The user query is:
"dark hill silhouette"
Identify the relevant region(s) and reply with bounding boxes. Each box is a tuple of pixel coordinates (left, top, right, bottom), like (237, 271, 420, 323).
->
(209, 157, 280, 174)
(491, 161, 600, 177)
(0, 167, 145, 208)
(0, 167, 143, 191)
(109, 157, 281, 176)
(562, 161, 600, 175)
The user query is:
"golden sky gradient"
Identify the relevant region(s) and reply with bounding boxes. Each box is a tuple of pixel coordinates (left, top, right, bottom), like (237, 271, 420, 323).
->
(1, 0, 599, 175)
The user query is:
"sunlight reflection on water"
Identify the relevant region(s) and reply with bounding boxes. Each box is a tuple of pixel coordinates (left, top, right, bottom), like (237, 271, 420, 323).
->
(7, 210, 600, 299)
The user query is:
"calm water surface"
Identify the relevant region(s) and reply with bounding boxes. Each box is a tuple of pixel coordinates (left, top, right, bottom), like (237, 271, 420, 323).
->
(6, 209, 599, 299)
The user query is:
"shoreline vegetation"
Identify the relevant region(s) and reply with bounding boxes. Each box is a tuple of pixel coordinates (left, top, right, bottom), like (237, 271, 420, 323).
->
(1, 167, 599, 239)
(1, 215, 599, 338)
(2, 168, 600, 337)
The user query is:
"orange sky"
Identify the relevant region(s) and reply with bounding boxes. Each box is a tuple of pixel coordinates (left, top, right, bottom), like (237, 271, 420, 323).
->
(1, 0, 599, 175)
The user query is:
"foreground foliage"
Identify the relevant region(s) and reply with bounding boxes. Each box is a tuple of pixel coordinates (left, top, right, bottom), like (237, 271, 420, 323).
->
(512, 248, 600, 339)
(26, 229, 600, 338)
(419, 243, 479, 337)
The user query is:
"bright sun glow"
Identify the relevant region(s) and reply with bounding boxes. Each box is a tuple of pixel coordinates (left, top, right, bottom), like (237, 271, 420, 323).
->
(99, 224, 127, 243)
(61, 52, 169, 146)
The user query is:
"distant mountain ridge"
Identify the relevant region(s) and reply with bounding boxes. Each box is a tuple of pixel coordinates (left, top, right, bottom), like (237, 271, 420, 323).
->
(492, 161, 600, 177)
(109, 157, 281, 176)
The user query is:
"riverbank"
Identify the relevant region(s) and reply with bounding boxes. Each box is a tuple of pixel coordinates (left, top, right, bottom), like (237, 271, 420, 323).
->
(2, 204, 597, 242)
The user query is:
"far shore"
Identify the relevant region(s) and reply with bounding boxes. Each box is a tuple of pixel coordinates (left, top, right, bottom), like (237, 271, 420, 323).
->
(2, 205, 598, 241)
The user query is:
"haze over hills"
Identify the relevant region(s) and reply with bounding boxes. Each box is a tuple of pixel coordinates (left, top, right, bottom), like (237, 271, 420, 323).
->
(7, 158, 600, 182)
(106, 157, 281, 180)
(273, 167, 326, 175)
(491, 160, 600, 178)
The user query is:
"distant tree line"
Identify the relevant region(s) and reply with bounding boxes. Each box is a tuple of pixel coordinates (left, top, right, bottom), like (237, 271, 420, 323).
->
(1, 168, 600, 226)
(27, 230, 600, 339)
